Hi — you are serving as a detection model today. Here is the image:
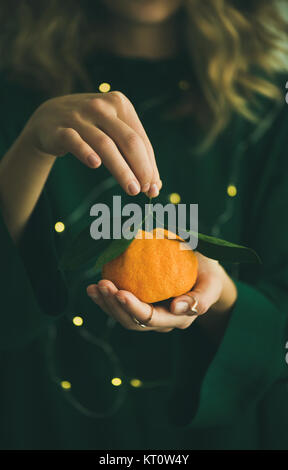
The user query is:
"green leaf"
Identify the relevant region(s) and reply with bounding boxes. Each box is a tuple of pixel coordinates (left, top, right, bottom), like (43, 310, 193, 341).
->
(59, 228, 111, 272)
(182, 230, 261, 264)
(94, 238, 134, 272)
(59, 194, 152, 272)
(59, 228, 135, 273)
(60, 222, 260, 274)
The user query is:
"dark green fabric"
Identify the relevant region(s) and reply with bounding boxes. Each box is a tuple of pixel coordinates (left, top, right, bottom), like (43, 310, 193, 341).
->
(0, 53, 287, 450)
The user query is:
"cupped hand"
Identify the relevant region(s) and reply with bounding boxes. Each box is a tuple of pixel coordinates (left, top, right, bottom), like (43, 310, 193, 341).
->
(86, 252, 238, 332)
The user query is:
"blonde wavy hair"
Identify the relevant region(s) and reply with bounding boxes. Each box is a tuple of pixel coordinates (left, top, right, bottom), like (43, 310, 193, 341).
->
(0, 0, 287, 148)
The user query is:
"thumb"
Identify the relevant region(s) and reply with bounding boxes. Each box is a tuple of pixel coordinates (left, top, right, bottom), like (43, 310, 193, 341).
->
(170, 271, 223, 316)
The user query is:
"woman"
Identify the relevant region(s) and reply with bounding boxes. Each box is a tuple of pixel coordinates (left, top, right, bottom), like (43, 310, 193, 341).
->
(0, 0, 287, 450)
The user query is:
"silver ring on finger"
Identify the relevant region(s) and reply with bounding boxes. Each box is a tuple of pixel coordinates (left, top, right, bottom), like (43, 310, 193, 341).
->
(132, 304, 154, 328)
(132, 316, 147, 328)
(191, 298, 198, 313)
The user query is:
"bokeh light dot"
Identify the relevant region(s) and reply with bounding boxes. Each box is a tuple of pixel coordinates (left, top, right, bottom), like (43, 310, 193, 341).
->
(111, 377, 122, 387)
(54, 221, 65, 233)
(130, 378, 143, 388)
(227, 185, 237, 197)
(99, 82, 111, 93)
(72, 316, 84, 327)
(60, 380, 71, 390)
(169, 193, 181, 204)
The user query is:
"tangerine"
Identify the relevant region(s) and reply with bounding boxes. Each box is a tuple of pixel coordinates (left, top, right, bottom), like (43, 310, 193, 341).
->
(102, 228, 198, 303)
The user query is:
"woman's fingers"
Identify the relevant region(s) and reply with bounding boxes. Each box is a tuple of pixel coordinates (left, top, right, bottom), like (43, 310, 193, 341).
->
(83, 92, 161, 197)
(170, 270, 223, 316)
(32, 92, 161, 198)
(77, 122, 142, 196)
(87, 281, 154, 331)
(94, 115, 154, 192)
(116, 289, 197, 330)
(87, 280, 197, 332)
(56, 127, 102, 168)
(113, 95, 161, 196)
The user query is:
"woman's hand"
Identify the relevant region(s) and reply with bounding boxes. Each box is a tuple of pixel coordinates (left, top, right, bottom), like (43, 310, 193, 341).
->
(0, 90, 160, 243)
(86, 252, 238, 333)
(23, 91, 161, 198)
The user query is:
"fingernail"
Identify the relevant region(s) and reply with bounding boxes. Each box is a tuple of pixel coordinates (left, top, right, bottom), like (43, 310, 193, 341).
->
(99, 286, 109, 296)
(174, 301, 189, 314)
(87, 154, 101, 168)
(149, 183, 159, 198)
(142, 182, 150, 193)
(128, 181, 140, 196)
(116, 295, 126, 305)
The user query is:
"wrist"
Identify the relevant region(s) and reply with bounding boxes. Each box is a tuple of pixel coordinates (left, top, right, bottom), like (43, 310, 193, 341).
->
(196, 268, 237, 344)
(17, 127, 56, 165)
(210, 266, 238, 315)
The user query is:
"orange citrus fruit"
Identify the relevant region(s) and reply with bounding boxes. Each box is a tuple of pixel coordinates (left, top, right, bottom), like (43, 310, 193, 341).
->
(102, 228, 198, 303)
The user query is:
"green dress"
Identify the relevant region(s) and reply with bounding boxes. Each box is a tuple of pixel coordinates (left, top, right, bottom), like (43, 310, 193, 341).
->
(0, 52, 287, 450)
